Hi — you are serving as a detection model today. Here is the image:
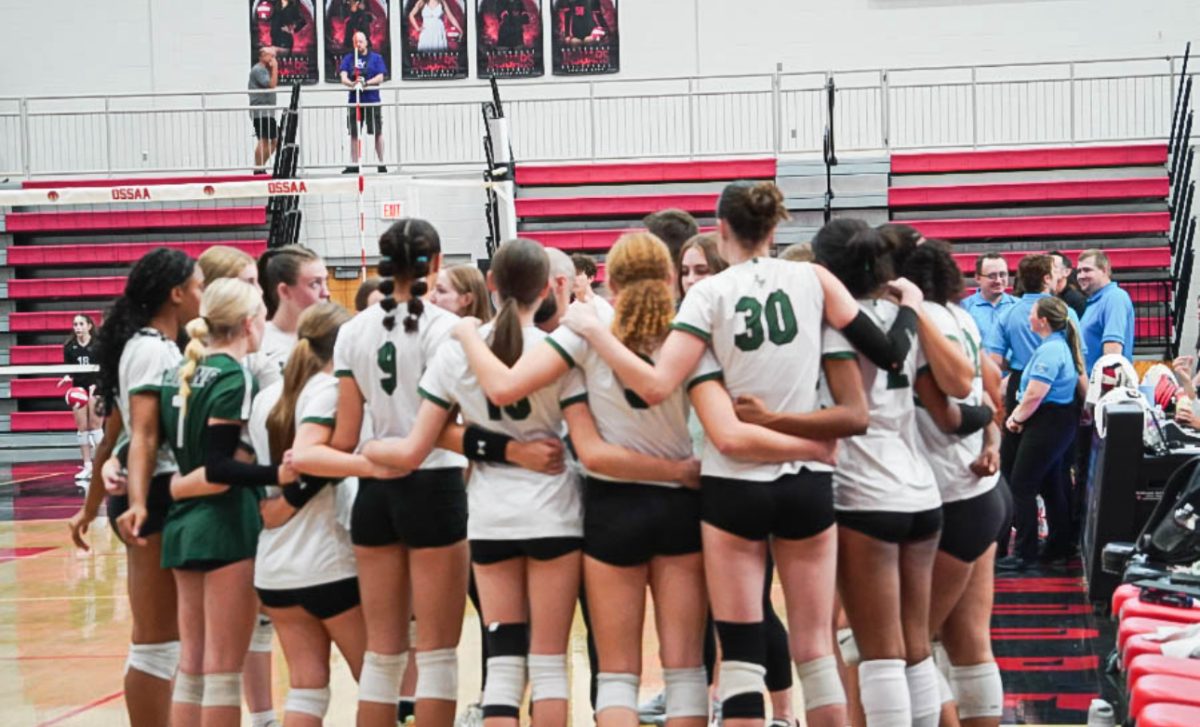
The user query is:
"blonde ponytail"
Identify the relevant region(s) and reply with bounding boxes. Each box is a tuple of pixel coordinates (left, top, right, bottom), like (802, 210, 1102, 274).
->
(178, 278, 263, 418)
(178, 316, 210, 419)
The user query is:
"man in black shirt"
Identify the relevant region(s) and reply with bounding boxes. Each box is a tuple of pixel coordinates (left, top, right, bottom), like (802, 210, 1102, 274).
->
(1049, 250, 1087, 317)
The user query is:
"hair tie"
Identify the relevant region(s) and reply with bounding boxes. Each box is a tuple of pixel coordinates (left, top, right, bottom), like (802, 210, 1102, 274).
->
(379, 254, 392, 263)
(416, 255, 429, 264)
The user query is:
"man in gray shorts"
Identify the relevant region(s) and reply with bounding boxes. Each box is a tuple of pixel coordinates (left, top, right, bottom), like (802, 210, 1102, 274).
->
(248, 47, 279, 174)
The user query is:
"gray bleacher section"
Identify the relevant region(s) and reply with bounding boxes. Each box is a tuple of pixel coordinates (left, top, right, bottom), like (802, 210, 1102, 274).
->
(774, 158, 890, 246)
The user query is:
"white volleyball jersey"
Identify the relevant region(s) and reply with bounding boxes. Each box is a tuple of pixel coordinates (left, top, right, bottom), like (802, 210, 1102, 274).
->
(914, 302, 1000, 504)
(548, 304, 718, 487)
(116, 328, 181, 476)
(247, 320, 297, 390)
(420, 324, 585, 540)
(823, 298, 939, 512)
(672, 257, 828, 481)
(252, 374, 358, 590)
(333, 301, 466, 470)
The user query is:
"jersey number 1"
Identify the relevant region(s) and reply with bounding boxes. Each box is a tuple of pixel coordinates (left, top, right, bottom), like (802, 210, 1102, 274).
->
(734, 290, 798, 351)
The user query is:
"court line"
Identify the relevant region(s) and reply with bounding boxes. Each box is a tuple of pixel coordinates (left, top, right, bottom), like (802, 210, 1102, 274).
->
(36, 689, 123, 727)
(0, 595, 123, 603)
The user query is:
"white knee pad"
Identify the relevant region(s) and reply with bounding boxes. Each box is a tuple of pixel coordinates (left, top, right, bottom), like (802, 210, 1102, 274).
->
(795, 655, 846, 711)
(88, 428, 103, 448)
(932, 640, 951, 678)
(836, 628, 860, 666)
(482, 655, 527, 711)
(201, 672, 244, 708)
(285, 686, 332, 718)
(595, 672, 639, 714)
(173, 671, 204, 705)
(126, 640, 180, 681)
(528, 653, 568, 702)
(716, 659, 767, 705)
(415, 648, 459, 701)
(858, 659, 910, 727)
(250, 617, 274, 653)
(937, 668, 954, 705)
(76, 430, 87, 445)
(663, 667, 708, 719)
(906, 657, 941, 727)
(949, 662, 1003, 719)
(359, 650, 407, 705)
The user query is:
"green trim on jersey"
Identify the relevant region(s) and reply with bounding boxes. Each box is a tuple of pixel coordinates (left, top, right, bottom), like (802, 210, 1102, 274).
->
(687, 371, 724, 390)
(129, 383, 164, 395)
(301, 416, 335, 426)
(334, 368, 354, 378)
(560, 393, 588, 408)
(669, 321, 711, 342)
(823, 351, 857, 361)
(545, 337, 576, 368)
(418, 386, 452, 409)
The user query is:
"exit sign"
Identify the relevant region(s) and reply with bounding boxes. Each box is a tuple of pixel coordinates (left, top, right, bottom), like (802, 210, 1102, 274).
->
(381, 201, 403, 219)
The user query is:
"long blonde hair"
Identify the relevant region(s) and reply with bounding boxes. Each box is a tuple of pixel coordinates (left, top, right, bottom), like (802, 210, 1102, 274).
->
(179, 278, 262, 417)
(444, 265, 494, 322)
(608, 232, 674, 355)
(1035, 297, 1085, 375)
(266, 302, 351, 463)
(198, 245, 255, 283)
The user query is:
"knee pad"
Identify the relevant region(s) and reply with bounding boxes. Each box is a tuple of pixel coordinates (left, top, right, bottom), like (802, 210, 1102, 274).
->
(906, 657, 941, 727)
(714, 621, 767, 718)
(528, 653, 568, 702)
(173, 671, 204, 705)
(359, 650, 407, 705)
(595, 672, 639, 714)
(285, 686, 331, 718)
(76, 431, 87, 445)
(201, 672, 243, 708)
(795, 655, 846, 711)
(250, 617, 274, 653)
(836, 628, 860, 666)
(415, 648, 459, 701)
(948, 662, 1003, 719)
(937, 668, 954, 705)
(483, 623, 529, 718)
(858, 659, 910, 727)
(126, 640, 180, 682)
(88, 428, 103, 448)
(663, 666, 708, 719)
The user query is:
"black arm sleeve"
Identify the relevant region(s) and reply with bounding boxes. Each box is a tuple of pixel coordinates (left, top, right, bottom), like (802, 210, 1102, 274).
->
(838, 306, 918, 373)
(205, 424, 279, 488)
(953, 403, 995, 436)
(282, 476, 331, 509)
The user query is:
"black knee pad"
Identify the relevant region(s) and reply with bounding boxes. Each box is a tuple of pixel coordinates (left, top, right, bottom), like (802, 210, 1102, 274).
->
(763, 613, 793, 692)
(484, 622, 530, 657)
(714, 621, 767, 719)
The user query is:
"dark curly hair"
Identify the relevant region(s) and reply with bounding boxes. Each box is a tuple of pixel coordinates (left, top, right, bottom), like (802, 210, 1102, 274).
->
(899, 239, 962, 305)
(377, 218, 441, 333)
(813, 219, 894, 299)
(94, 248, 196, 416)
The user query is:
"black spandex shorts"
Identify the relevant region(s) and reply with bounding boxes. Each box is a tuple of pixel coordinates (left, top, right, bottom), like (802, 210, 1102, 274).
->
(939, 485, 1012, 562)
(836, 506, 943, 544)
(252, 115, 279, 140)
(351, 468, 467, 548)
(470, 537, 583, 565)
(107, 472, 174, 544)
(701, 470, 835, 541)
(584, 478, 701, 566)
(347, 105, 383, 136)
(258, 577, 361, 620)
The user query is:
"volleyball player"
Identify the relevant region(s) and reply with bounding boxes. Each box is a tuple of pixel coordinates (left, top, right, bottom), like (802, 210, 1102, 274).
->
(252, 246, 331, 388)
(63, 313, 101, 482)
(160, 279, 295, 727)
(83, 248, 203, 727)
(198, 245, 259, 288)
(812, 225, 973, 727)
(901, 243, 1007, 727)
(559, 184, 933, 727)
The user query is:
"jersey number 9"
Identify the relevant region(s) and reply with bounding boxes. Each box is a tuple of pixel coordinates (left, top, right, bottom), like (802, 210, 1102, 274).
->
(377, 342, 397, 395)
(487, 397, 532, 421)
(734, 290, 798, 352)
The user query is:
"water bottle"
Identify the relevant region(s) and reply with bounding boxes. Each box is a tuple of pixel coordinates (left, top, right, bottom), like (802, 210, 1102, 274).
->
(1086, 698, 1115, 727)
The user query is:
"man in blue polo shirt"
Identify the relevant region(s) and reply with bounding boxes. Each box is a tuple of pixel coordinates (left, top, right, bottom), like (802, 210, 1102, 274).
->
(962, 252, 1017, 344)
(339, 31, 388, 174)
(1076, 248, 1136, 375)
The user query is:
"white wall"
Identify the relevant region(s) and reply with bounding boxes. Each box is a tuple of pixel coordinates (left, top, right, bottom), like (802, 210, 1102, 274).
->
(2, 0, 1197, 96)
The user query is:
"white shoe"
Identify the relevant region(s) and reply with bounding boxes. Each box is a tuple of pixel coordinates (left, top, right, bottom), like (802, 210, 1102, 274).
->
(75, 464, 92, 481)
(455, 702, 483, 727)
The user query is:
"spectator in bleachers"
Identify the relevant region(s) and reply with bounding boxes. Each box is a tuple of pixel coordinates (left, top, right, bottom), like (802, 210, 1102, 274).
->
(1048, 250, 1087, 318)
(1076, 249, 1136, 376)
(247, 48, 279, 175)
(643, 208, 699, 270)
(339, 31, 388, 174)
(778, 242, 813, 262)
(962, 253, 1017, 343)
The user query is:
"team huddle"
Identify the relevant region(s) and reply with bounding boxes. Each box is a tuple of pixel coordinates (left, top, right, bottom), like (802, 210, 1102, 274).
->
(67, 180, 1023, 727)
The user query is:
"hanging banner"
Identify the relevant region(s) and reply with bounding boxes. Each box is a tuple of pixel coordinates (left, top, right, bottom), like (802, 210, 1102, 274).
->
(250, 0, 320, 84)
(475, 0, 544, 79)
(325, 0, 392, 83)
(551, 0, 618, 75)
(400, 0, 469, 80)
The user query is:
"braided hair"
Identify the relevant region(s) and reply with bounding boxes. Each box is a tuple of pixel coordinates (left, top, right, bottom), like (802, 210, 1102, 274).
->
(377, 219, 441, 333)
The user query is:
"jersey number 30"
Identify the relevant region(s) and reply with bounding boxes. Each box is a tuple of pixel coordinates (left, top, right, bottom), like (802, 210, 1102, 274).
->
(734, 291, 798, 351)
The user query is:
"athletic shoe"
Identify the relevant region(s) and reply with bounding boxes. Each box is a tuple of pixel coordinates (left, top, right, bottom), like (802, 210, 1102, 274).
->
(454, 703, 483, 727)
(637, 691, 667, 725)
(710, 698, 722, 726)
(343, 166, 360, 174)
(995, 555, 1035, 572)
(378, 165, 389, 174)
(75, 463, 92, 481)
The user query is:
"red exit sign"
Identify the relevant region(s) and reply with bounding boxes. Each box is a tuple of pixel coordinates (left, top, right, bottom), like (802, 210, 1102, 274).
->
(381, 201, 403, 219)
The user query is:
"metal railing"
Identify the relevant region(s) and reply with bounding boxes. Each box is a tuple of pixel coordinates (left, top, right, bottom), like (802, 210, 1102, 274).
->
(1, 52, 1197, 178)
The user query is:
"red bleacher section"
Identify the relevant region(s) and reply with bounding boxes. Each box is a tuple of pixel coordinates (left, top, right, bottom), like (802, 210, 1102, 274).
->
(3, 175, 269, 433)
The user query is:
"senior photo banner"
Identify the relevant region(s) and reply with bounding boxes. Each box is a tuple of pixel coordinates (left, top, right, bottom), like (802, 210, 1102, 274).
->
(400, 0, 469, 80)
(475, 0, 544, 79)
(251, 0, 320, 84)
(324, 0, 392, 83)
(551, 0, 618, 75)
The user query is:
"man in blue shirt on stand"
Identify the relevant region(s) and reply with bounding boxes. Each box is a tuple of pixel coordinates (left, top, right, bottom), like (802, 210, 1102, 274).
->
(962, 253, 1017, 344)
(1076, 249, 1136, 375)
(340, 31, 389, 174)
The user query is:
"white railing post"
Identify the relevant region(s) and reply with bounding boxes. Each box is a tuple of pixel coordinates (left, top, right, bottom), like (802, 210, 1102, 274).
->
(688, 77, 697, 159)
(1068, 62, 1076, 144)
(879, 69, 891, 149)
(392, 88, 401, 172)
(18, 97, 30, 178)
(588, 81, 597, 162)
(200, 93, 209, 172)
(771, 66, 782, 155)
(103, 97, 113, 175)
(970, 66, 979, 148)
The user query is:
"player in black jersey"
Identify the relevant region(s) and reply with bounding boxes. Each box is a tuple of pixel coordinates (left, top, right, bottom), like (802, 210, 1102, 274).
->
(63, 314, 101, 482)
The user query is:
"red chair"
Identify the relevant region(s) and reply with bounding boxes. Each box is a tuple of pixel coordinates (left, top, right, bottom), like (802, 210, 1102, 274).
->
(1129, 674, 1200, 720)
(1119, 617, 1183, 654)
(1124, 634, 1166, 669)
(1140, 702, 1200, 727)
(1112, 583, 1140, 617)
(1128, 654, 1200, 693)
(1120, 597, 1200, 624)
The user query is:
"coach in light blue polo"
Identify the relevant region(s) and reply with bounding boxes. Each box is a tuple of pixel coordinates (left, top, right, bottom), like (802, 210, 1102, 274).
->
(1076, 249, 1136, 375)
(961, 252, 1017, 343)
